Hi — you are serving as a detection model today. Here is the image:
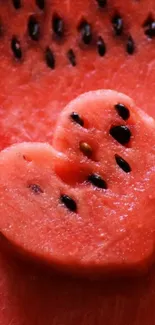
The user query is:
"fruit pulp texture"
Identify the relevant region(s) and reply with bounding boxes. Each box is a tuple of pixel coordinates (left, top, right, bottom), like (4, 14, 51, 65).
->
(0, 0, 155, 322)
(0, 0, 155, 150)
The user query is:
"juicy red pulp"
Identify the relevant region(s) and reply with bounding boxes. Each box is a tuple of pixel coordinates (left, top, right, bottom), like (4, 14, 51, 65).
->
(0, 0, 154, 152)
(0, 1, 155, 324)
(0, 90, 155, 277)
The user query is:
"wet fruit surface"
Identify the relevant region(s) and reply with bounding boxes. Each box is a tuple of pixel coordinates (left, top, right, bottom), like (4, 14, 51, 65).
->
(0, 1, 155, 324)
(0, 90, 155, 277)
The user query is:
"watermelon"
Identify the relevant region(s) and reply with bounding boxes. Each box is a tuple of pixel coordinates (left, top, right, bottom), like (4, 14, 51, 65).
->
(0, 0, 155, 324)
(0, 0, 155, 151)
(0, 90, 155, 276)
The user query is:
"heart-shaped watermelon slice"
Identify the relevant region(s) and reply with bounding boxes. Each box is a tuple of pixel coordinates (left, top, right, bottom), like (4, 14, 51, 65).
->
(0, 90, 155, 276)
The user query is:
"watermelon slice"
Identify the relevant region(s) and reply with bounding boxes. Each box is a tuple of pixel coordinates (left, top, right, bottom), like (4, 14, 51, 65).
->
(0, 1, 155, 324)
(0, 0, 155, 150)
(0, 90, 155, 276)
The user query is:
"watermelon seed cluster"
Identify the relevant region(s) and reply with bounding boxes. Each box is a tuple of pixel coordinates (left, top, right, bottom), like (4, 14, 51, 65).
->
(26, 100, 132, 212)
(8, 0, 155, 66)
(69, 102, 132, 194)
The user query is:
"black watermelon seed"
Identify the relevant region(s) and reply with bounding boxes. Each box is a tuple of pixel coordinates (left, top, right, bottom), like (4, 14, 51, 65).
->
(28, 184, 43, 194)
(126, 36, 135, 55)
(79, 21, 92, 45)
(60, 194, 77, 212)
(143, 15, 153, 28)
(36, 0, 45, 10)
(112, 14, 123, 36)
(12, 0, 21, 9)
(70, 112, 84, 126)
(80, 142, 93, 158)
(115, 103, 130, 120)
(110, 126, 131, 145)
(88, 173, 107, 189)
(52, 14, 64, 38)
(145, 22, 155, 38)
(45, 47, 55, 69)
(67, 49, 76, 66)
(28, 15, 40, 41)
(115, 154, 131, 173)
(97, 36, 106, 56)
(143, 15, 155, 38)
(11, 36, 22, 59)
(96, 0, 107, 8)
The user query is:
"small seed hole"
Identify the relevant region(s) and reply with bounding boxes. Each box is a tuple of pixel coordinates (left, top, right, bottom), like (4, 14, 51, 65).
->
(28, 183, 44, 194)
(23, 155, 32, 162)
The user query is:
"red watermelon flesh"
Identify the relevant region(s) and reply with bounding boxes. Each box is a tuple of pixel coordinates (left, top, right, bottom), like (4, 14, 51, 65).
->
(0, 0, 155, 150)
(0, 0, 155, 324)
(0, 90, 155, 275)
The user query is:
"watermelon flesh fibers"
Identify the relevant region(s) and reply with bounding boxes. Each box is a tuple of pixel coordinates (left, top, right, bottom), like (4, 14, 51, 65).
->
(0, 90, 155, 276)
